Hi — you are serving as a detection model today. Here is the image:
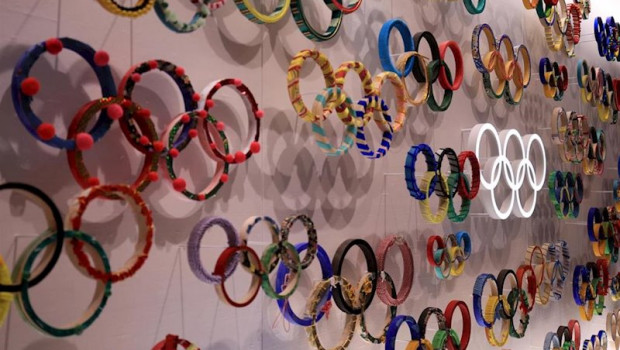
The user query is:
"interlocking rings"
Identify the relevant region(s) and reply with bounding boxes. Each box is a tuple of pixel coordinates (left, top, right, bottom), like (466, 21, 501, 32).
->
(12, 38, 263, 201)
(594, 16, 620, 61)
(577, 60, 619, 123)
(587, 208, 620, 262)
(287, 49, 408, 158)
(521, 0, 584, 57)
(526, 242, 571, 304)
(539, 57, 568, 101)
(385, 301, 471, 350)
(544, 320, 580, 350)
(379, 19, 462, 112)
(471, 24, 532, 105)
(583, 331, 608, 350)
(548, 171, 583, 219)
(466, 123, 546, 219)
(426, 232, 471, 279)
(404, 145, 481, 223)
(572, 263, 607, 321)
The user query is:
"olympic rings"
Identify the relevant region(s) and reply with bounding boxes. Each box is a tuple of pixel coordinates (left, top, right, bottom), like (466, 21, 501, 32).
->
(577, 60, 619, 124)
(471, 24, 532, 105)
(521, 0, 583, 57)
(548, 171, 583, 219)
(587, 207, 619, 262)
(467, 123, 546, 219)
(380, 19, 462, 112)
(594, 16, 620, 61)
(404, 145, 481, 223)
(12, 38, 262, 200)
(287, 49, 409, 158)
(426, 233, 472, 279)
(539, 57, 568, 101)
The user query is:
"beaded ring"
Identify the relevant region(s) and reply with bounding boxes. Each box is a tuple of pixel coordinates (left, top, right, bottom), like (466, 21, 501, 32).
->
(66, 185, 154, 283)
(118, 59, 200, 154)
(11, 37, 116, 150)
(161, 112, 230, 200)
(67, 98, 160, 192)
(279, 214, 318, 270)
(200, 79, 263, 165)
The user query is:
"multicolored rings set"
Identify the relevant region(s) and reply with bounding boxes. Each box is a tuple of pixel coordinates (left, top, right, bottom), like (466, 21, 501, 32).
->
(0, 183, 154, 336)
(471, 24, 531, 105)
(548, 171, 583, 219)
(426, 232, 472, 279)
(522, 0, 587, 57)
(12, 37, 263, 201)
(551, 107, 605, 175)
(472, 241, 570, 347)
(543, 320, 581, 350)
(572, 260, 611, 321)
(577, 59, 620, 124)
(594, 16, 620, 61)
(539, 57, 568, 101)
(404, 144, 480, 223)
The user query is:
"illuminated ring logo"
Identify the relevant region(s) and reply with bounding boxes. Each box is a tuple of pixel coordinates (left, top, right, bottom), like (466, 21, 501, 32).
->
(467, 123, 546, 219)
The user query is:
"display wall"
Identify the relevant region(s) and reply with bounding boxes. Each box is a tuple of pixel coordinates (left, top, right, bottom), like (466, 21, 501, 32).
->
(1, 0, 620, 349)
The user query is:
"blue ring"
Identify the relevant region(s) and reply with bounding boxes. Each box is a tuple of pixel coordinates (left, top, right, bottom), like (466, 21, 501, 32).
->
(455, 231, 471, 260)
(275, 243, 332, 326)
(572, 265, 587, 306)
(404, 144, 438, 200)
(11, 38, 116, 150)
(473, 273, 496, 327)
(539, 57, 552, 85)
(385, 315, 421, 350)
(378, 19, 415, 78)
(587, 208, 601, 242)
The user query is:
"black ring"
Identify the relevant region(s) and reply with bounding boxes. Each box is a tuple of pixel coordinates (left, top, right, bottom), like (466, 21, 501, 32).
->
(556, 325, 571, 344)
(0, 183, 64, 292)
(497, 269, 519, 319)
(331, 239, 378, 315)
(418, 307, 447, 340)
(412, 31, 440, 83)
(435, 148, 460, 198)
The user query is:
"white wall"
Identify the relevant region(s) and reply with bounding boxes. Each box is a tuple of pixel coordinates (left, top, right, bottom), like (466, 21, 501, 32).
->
(1, 0, 620, 349)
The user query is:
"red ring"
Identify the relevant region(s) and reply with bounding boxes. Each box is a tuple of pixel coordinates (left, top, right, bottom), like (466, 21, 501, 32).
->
(427, 235, 445, 267)
(329, 0, 362, 14)
(438, 41, 464, 91)
(213, 246, 263, 308)
(457, 151, 480, 200)
(444, 300, 471, 350)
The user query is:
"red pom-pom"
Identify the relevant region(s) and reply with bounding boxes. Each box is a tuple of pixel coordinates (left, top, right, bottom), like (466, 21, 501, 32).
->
(198, 110, 207, 119)
(21, 77, 40, 96)
(215, 83, 222, 89)
(209, 142, 216, 149)
(197, 193, 205, 201)
(36, 123, 55, 141)
(87, 177, 100, 187)
(94, 51, 109, 66)
(220, 174, 229, 183)
(45, 38, 63, 55)
(189, 129, 198, 138)
(233, 78, 242, 86)
(76, 133, 94, 150)
(255, 109, 264, 119)
(216, 121, 225, 131)
(131, 73, 141, 82)
(206, 99, 215, 108)
(148, 171, 159, 182)
(181, 114, 191, 124)
(225, 154, 234, 163)
(136, 109, 151, 119)
(148, 60, 158, 69)
(169, 148, 179, 158)
(139, 135, 150, 145)
(172, 178, 186, 192)
(121, 99, 132, 109)
(175, 67, 185, 76)
(250, 141, 261, 154)
(234, 151, 246, 163)
(192, 93, 201, 102)
(107, 103, 123, 120)
(153, 141, 165, 152)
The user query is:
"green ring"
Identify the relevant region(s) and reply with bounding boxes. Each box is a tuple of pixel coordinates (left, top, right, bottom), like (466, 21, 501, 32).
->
(463, 0, 485, 14)
(427, 60, 453, 112)
(14, 230, 111, 337)
(290, 0, 343, 42)
(260, 241, 300, 299)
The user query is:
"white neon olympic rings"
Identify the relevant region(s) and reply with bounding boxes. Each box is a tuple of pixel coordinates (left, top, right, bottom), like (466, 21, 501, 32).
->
(467, 123, 547, 219)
